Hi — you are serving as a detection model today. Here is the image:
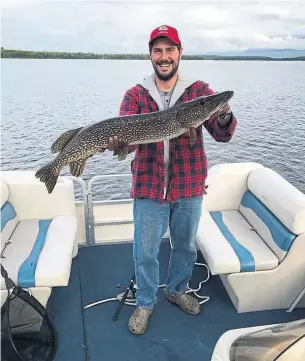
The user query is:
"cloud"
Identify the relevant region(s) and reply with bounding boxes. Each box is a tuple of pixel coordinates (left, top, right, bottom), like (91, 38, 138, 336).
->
(2, 0, 305, 53)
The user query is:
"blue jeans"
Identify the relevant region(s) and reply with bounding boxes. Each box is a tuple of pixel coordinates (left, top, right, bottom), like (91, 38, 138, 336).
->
(133, 196, 203, 309)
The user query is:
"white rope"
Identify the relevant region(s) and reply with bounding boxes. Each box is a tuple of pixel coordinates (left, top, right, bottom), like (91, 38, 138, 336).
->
(84, 237, 210, 309)
(168, 236, 211, 305)
(185, 262, 210, 305)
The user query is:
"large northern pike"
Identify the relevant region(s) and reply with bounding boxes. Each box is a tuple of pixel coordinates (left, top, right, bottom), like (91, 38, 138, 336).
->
(35, 90, 234, 193)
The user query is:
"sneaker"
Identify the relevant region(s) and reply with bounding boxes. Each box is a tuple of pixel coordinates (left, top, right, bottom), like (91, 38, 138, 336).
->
(128, 307, 153, 335)
(164, 289, 201, 315)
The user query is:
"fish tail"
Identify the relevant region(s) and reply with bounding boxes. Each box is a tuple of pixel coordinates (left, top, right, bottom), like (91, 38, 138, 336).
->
(35, 162, 60, 194)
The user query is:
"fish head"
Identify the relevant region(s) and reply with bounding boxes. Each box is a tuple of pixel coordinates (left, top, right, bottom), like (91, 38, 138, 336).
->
(177, 90, 234, 128)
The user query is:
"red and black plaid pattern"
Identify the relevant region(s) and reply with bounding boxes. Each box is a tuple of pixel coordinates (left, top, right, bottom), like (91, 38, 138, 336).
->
(119, 80, 237, 202)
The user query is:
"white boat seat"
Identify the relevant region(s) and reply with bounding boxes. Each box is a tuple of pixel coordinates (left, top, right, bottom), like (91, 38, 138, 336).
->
(198, 209, 279, 275)
(196, 165, 302, 276)
(195, 163, 305, 312)
(1, 216, 76, 289)
(1, 171, 77, 307)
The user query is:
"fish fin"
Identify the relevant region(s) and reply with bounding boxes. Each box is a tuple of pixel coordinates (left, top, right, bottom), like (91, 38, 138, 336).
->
(116, 146, 129, 161)
(35, 162, 60, 194)
(69, 159, 88, 177)
(51, 127, 83, 153)
(189, 127, 197, 147)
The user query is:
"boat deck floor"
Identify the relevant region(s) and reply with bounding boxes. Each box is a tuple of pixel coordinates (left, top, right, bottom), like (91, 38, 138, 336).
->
(47, 241, 305, 361)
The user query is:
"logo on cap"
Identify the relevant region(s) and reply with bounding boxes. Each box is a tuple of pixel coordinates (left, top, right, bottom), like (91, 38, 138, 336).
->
(158, 25, 168, 31)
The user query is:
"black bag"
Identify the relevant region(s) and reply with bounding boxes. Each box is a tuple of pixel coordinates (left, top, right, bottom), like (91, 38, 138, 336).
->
(1, 264, 57, 361)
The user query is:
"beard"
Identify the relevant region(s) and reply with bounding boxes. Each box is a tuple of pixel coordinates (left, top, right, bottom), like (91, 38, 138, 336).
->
(152, 59, 180, 81)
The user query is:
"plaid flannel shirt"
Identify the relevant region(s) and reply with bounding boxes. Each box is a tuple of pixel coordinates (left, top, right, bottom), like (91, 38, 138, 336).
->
(119, 76, 237, 203)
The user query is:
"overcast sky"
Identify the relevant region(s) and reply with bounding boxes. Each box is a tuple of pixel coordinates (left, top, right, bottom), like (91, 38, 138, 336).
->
(2, 0, 305, 54)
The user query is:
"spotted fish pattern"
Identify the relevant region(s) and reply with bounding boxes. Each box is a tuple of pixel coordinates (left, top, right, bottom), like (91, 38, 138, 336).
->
(35, 90, 234, 193)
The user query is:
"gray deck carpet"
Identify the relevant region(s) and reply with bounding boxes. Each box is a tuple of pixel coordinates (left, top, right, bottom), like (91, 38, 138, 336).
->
(48, 241, 305, 361)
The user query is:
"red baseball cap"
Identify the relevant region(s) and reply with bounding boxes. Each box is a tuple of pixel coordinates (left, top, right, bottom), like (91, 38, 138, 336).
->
(149, 25, 181, 46)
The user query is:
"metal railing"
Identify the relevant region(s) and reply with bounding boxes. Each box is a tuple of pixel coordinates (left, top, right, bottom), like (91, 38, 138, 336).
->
(69, 174, 133, 246)
(68, 176, 91, 247)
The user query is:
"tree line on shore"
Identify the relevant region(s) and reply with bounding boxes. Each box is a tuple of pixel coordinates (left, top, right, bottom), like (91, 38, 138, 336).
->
(1, 48, 304, 61)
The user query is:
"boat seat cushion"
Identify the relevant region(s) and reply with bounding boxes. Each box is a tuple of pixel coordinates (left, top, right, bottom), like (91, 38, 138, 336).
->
(1, 216, 77, 289)
(239, 191, 296, 262)
(246, 168, 305, 235)
(196, 210, 279, 275)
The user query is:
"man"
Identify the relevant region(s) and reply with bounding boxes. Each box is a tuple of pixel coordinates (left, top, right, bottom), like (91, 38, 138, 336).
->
(107, 25, 237, 335)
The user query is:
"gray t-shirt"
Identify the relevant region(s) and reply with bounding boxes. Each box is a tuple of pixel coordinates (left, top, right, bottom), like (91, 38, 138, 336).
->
(159, 90, 172, 110)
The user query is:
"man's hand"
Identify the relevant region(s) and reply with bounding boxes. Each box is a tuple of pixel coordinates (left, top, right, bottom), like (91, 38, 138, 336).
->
(212, 91, 231, 118)
(97, 136, 124, 153)
(217, 102, 232, 127)
(107, 136, 124, 151)
(217, 102, 231, 117)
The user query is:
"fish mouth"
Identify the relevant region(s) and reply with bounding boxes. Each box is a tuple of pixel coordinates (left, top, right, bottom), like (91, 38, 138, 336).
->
(209, 90, 235, 114)
(187, 90, 235, 126)
(208, 90, 234, 105)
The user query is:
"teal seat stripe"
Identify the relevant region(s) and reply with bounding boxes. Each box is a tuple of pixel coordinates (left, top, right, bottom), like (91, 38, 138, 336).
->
(1, 202, 17, 231)
(241, 191, 296, 251)
(18, 220, 52, 287)
(210, 211, 255, 272)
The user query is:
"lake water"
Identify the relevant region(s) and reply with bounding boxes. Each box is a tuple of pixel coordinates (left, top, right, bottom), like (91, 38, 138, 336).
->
(1, 59, 305, 200)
